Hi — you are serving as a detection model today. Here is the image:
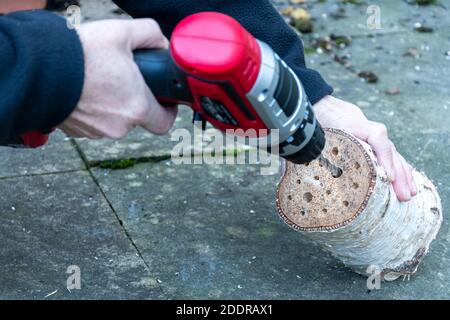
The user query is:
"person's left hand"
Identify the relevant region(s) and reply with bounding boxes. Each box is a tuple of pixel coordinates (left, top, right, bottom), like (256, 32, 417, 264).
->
(313, 95, 417, 202)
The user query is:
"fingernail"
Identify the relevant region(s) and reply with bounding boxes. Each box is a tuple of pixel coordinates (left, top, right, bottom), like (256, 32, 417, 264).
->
(386, 167, 395, 182)
(412, 181, 418, 195)
(404, 190, 412, 201)
(399, 193, 411, 202)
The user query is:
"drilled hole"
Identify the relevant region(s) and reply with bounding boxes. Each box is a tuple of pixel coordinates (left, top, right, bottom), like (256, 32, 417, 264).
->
(304, 162, 310, 167)
(355, 162, 361, 169)
(332, 147, 339, 156)
(296, 179, 301, 184)
(343, 201, 349, 207)
(314, 176, 320, 180)
(332, 168, 343, 178)
(322, 208, 327, 213)
(326, 190, 332, 195)
(288, 195, 293, 200)
(303, 192, 313, 203)
(352, 182, 359, 189)
(431, 207, 440, 215)
(301, 210, 306, 216)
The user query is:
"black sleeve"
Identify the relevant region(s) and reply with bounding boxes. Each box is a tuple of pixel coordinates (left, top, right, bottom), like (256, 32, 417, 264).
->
(0, 10, 84, 139)
(113, 0, 333, 105)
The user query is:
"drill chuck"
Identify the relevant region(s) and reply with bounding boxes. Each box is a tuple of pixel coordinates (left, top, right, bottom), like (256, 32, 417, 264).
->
(245, 40, 325, 164)
(282, 118, 325, 164)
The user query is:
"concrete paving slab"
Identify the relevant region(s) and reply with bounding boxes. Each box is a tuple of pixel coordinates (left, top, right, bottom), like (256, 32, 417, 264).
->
(91, 151, 449, 299)
(75, 106, 194, 163)
(305, 52, 413, 142)
(276, 0, 450, 37)
(303, 33, 450, 145)
(0, 171, 164, 299)
(331, 33, 450, 134)
(280, 0, 450, 140)
(0, 130, 84, 179)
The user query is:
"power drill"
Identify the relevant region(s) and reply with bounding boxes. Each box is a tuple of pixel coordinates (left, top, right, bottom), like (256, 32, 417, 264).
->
(2, 12, 326, 165)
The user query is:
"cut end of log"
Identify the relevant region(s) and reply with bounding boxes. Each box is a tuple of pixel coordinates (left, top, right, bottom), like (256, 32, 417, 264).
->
(277, 129, 377, 231)
(276, 128, 442, 280)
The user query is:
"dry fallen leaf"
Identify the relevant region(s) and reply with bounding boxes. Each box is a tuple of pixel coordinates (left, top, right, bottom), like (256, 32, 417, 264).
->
(414, 23, 434, 33)
(386, 87, 401, 95)
(290, 0, 307, 4)
(358, 71, 379, 83)
(282, 6, 295, 16)
(291, 8, 311, 21)
(404, 48, 421, 59)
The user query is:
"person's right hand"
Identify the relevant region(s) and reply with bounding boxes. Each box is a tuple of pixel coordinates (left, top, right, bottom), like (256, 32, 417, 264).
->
(59, 19, 178, 139)
(313, 95, 417, 202)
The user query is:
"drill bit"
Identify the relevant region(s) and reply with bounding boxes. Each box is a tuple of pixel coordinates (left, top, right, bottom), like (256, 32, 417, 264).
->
(317, 154, 343, 178)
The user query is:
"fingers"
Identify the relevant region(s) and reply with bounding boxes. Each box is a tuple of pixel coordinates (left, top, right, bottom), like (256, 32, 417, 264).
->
(391, 151, 412, 201)
(400, 154, 418, 196)
(365, 122, 395, 181)
(310, 96, 418, 202)
(138, 90, 178, 135)
(125, 18, 175, 134)
(126, 18, 169, 50)
(365, 121, 416, 201)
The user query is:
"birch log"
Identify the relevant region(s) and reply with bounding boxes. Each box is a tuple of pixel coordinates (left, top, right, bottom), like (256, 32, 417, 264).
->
(276, 128, 442, 281)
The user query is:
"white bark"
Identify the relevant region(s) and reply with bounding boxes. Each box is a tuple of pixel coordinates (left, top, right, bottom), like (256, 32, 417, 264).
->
(276, 129, 442, 280)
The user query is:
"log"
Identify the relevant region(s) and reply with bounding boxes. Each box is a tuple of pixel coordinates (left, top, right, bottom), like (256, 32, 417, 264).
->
(276, 128, 442, 280)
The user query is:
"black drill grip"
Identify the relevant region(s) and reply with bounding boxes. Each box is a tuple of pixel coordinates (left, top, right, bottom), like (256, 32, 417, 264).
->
(133, 49, 193, 104)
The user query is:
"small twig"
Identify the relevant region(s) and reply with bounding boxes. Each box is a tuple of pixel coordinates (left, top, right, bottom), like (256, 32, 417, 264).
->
(43, 290, 58, 299)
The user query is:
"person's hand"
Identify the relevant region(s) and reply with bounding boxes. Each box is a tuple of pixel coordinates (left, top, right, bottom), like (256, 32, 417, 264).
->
(313, 95, 417, 201)
(59, 19, 178, 139)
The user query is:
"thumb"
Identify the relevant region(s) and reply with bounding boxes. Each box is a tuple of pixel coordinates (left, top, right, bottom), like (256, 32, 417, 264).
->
(126, 19, 173, 134)
(365, 122, 396, 181)
(126, 18, 169, 50)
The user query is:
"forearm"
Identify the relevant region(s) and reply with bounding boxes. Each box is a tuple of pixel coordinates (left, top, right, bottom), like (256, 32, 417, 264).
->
(113, 0, 333, 104)
(0, 10, 84, 139)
